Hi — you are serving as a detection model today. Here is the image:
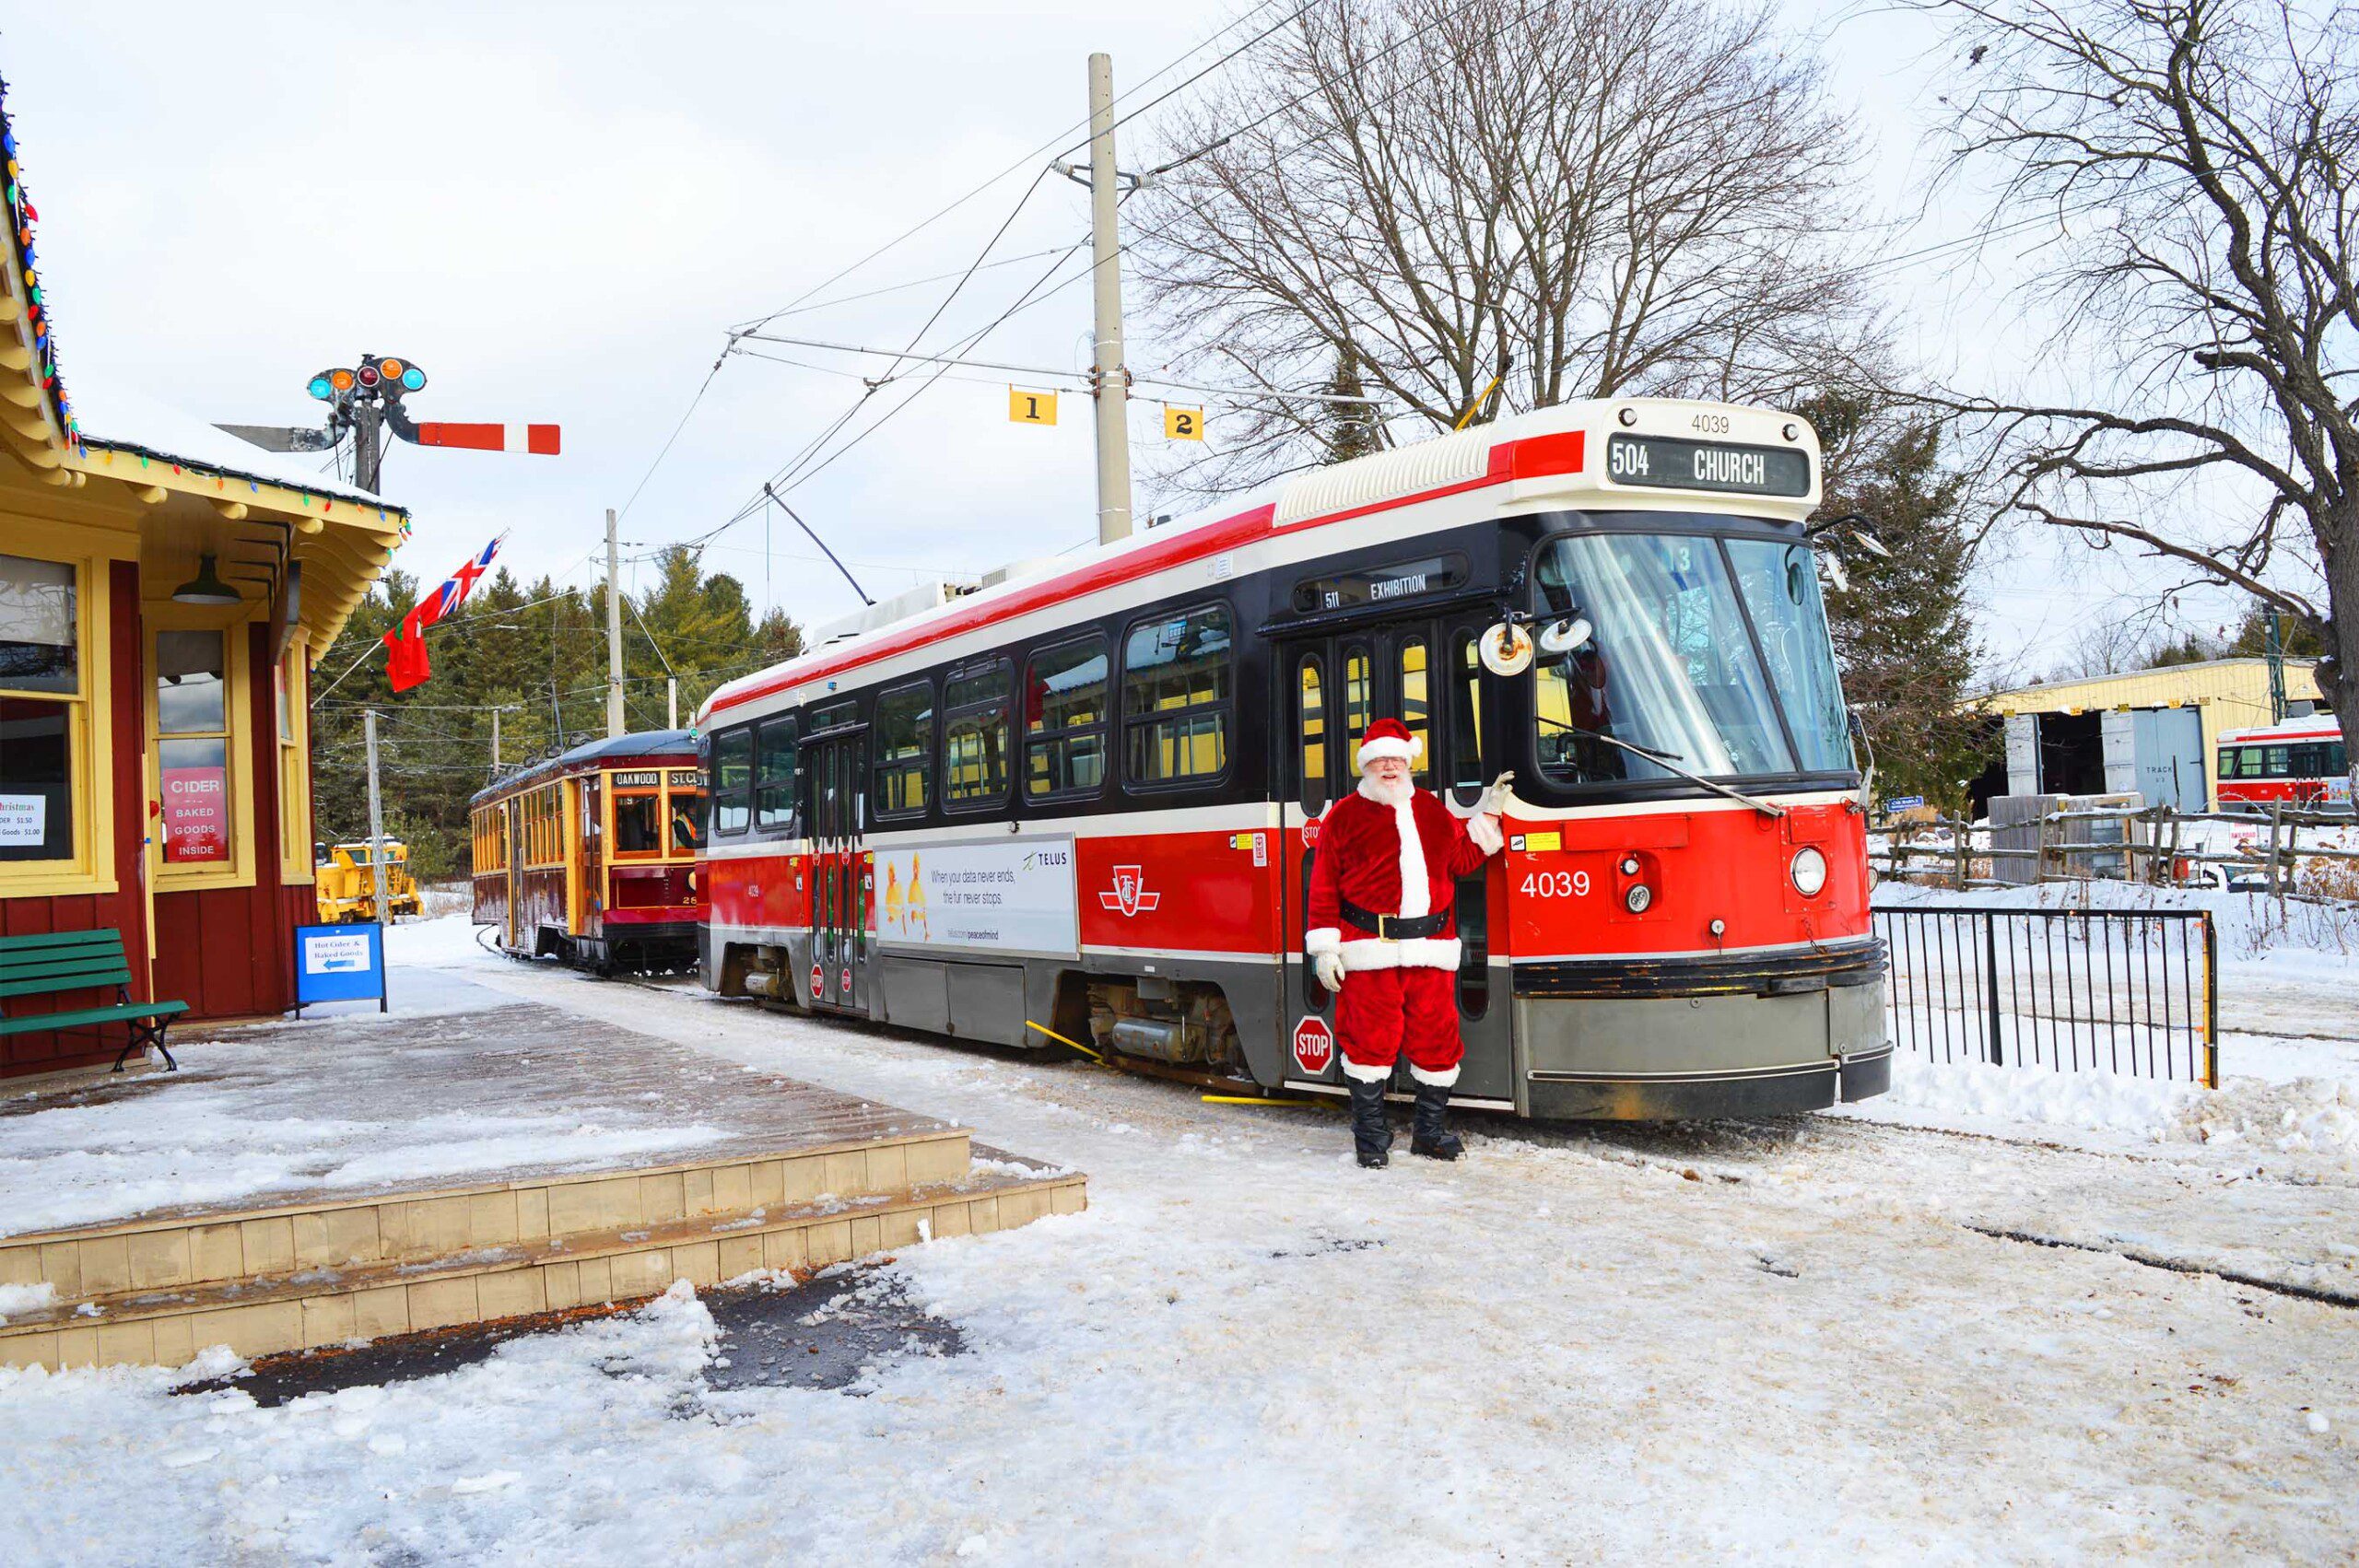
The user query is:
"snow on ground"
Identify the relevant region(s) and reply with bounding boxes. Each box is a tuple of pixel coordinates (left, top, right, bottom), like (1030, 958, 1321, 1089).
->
(1, 916, 2354, 1562)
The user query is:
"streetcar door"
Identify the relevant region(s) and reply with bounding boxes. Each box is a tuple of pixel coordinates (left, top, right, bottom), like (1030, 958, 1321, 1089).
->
(503, 800, 522, 953)
(808, 729, 870, 1014)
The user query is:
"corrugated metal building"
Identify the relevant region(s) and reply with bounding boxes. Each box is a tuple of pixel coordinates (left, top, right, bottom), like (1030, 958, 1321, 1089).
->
(1972, 658, 2325, 811)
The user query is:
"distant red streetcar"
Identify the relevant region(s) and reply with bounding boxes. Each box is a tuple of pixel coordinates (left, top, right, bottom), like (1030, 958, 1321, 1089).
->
(2216, 717, 2353, 813)
(694, 399, 1888, 1119)
(469, 731, 707, 973)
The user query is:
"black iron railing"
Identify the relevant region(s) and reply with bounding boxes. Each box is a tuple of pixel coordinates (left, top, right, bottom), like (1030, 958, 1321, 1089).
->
(1871, 904, 2218, 1087)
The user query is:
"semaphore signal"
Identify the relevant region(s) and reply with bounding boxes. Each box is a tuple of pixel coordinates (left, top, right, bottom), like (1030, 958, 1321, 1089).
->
(216, 354, 561, 495)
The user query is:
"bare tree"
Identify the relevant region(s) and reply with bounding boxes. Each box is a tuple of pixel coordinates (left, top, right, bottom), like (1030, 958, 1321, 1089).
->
(1135, 0, 1883, 497)
(1914, 0, 2359, 778)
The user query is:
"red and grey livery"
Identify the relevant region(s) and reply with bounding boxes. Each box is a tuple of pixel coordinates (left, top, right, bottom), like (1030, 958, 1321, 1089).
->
(696, 398, 1891, 1119)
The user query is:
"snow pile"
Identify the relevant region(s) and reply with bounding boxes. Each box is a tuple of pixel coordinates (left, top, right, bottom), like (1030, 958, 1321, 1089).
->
(0, 1282, 56, 1324)
(1876, 1049, 2199, 1138)
(2175, 1075, 2359, 1163)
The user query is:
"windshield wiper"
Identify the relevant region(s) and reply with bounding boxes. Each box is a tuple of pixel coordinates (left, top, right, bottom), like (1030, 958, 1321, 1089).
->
(1538, 716, 1788, 818)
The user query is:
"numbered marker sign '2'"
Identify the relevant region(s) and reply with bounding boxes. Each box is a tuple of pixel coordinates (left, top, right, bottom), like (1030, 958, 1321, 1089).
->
(1009, 387, 1058, 426)
(1164, 406, 1203, 441)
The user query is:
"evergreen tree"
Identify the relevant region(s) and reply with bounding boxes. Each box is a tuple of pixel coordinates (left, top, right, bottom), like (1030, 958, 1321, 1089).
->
(1803, 392, 1995, 814)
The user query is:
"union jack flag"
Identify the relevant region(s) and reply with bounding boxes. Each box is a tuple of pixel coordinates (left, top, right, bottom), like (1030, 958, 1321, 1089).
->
(382, 532, 504, 693)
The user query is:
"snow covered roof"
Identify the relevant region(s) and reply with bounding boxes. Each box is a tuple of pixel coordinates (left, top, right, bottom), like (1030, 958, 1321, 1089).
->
(68, 376, 385, 504)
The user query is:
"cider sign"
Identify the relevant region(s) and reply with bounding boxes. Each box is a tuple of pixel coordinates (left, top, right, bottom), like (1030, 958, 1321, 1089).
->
(161, 764, 229, 863)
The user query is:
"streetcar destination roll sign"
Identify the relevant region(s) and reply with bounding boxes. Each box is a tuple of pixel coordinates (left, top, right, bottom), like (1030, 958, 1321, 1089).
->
(1604, 434, 1810, 497)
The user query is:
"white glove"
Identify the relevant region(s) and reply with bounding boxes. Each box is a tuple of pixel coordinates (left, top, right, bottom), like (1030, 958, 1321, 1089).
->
(1313, 951, 1347, 992)
(1477, 769, 1517, 817)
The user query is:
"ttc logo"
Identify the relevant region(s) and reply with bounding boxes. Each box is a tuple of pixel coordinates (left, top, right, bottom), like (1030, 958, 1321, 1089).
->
(1099, 865, 1161, 918)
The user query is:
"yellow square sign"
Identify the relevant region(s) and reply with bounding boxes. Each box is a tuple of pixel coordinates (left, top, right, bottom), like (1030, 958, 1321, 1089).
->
(1164, 405, 1204, 441)
(1009, 388, 1058, 426)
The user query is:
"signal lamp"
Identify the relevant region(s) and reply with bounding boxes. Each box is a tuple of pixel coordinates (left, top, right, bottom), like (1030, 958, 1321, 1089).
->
(330, 368, 356, 391)
(1625, 883, 1652, 914)
(401, 366, 426, 391)
(378, 357, 405, 380)
(356, 364, 381, 387)
(307, 375, 334, 401)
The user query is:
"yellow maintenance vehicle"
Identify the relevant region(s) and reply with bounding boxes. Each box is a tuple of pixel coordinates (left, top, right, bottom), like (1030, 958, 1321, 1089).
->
(313, 840, 423, 924)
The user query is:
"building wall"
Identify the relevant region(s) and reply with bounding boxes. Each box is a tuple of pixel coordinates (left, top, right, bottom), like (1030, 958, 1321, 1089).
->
(1977, 659, 2324, 810)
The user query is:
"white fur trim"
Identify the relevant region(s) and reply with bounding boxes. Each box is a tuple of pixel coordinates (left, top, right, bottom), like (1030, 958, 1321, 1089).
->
(1305, 927, 1342, 957)
(1467, 813, 1504, 855)
(1408, 1061, 1461, 1088)
(1355, 733, 1423, 766)
(1339, 1056, 1395, 1083)
(1335, 938, 1402, 972)
(1394, 936, 1461, 970)
(1393, 797, 1430, 919)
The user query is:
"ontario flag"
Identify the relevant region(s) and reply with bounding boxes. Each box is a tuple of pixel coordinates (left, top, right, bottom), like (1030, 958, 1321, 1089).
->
(382, 533, 503, 694)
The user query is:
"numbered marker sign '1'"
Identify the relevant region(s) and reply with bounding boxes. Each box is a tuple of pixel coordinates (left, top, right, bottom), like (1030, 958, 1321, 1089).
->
(1009, 388, 1058, 426)
(1164, 406, 1203, 441)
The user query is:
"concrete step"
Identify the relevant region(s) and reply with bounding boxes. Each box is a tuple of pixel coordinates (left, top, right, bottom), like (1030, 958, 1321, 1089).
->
(0, 1128, 976, 1305)
(0, 1157, 1083, 1371)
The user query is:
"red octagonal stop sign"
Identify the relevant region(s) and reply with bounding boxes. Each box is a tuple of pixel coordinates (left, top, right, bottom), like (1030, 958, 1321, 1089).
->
(1292, 1014, 1335, 1076)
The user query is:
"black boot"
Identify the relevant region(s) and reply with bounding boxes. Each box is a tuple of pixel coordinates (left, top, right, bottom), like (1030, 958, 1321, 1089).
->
(1348, 1078, 1392, 1168)
(1410, 1082, 1464, 1161)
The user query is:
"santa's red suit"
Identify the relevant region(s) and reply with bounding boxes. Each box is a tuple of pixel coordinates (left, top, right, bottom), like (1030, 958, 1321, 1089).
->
(1307, 720, 1505, 1145)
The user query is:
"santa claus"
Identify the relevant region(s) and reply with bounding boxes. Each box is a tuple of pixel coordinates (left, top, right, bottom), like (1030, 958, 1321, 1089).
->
(1307, 717, 1508, 1167)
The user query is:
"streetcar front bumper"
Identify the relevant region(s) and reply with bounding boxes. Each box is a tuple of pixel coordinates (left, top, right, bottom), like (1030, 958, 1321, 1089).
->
(1512, 941, 1890, 1120)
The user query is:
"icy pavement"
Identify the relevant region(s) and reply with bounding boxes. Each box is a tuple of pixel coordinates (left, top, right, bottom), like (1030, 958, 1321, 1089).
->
(0, 919, 2353, 1562)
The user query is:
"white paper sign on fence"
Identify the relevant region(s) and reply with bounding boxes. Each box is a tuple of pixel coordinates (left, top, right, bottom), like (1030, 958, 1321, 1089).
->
(873, 837, 1077, 956)
(0, 794, 44, 848)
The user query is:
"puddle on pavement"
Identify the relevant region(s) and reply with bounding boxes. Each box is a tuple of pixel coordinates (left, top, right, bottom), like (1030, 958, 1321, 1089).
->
(175, 1263, 965, 1409)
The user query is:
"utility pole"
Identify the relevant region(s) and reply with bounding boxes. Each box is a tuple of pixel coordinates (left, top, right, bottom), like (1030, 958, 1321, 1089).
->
(2265, 606, 2286, 723)
(605, 507, 626, 739)
(1086, 51, 1133, 544)
(363, 708, 390, 1012)
(490, 708, 501, 773)
(667, 676, 678, 731)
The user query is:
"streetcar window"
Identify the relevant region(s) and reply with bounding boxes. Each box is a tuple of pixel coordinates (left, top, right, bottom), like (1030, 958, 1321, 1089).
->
(2333, 743, 2351, 776)
(614, 791, 661, 856)
(810, 699, 856, 733)
(1025, 637, 1109, 799)
(874, 681, 934, 816)
(945, 661, 1013, 808)
(756, 716, 799, 834)
(1298, 656, 1328, 810)
(712, 726, 753, 836)
(1727, 539, 1852, 772)
(1449, 631, 1485, 793)
(1123, 604, 1232, 788)
(2266, 745, 2292, 778)
(2216, 748, 2234, 778)
(1532, 533, 1796, 785)
(668, 787, 705, 854)
(1342, 643, 1372, 760)
(1399, 635, 1433, 786)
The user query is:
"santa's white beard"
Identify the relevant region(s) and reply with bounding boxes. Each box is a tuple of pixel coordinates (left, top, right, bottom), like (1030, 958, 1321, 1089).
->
(1358, 772, 1413, 806)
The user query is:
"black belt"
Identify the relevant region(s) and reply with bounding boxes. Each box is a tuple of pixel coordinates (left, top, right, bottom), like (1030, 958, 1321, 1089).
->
(1338, 897, 1451, 941)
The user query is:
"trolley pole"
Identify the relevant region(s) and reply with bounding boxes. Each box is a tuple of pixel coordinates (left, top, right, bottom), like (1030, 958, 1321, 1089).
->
(604, 506, 626, 739)
(667, 675, 678, 731)
(363, 708, 391, 1012)
(1086, 51, 1133, 545)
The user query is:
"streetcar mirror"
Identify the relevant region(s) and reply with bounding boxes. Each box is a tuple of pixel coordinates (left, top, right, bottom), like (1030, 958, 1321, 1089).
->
(1820, 551, 1850, 593)
(1536, 615, 1592, 657)
(1478, 620, 1534, 677)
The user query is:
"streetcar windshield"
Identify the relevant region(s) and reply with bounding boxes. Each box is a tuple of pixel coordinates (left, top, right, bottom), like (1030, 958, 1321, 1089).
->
(1532, 532, 1852, 786)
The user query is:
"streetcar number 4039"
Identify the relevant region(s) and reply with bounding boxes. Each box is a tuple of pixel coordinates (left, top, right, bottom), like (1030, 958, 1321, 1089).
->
(1520, 870, 1590, 898)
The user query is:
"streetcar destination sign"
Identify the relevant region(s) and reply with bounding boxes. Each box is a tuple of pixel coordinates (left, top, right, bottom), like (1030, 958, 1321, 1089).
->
(1605, 434, 1810, 497)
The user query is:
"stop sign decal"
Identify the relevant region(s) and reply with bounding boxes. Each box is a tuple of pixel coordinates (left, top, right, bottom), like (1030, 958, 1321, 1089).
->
(1292, 1014, 1335, 1076)
(810, 963, 824, 1000)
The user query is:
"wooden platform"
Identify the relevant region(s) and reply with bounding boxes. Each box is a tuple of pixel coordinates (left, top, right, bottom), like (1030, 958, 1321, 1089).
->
(0, 1002, 1084, 1371)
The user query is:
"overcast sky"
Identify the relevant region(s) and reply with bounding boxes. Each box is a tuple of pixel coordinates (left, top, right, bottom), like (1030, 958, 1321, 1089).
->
(6, 1, 2252, 680)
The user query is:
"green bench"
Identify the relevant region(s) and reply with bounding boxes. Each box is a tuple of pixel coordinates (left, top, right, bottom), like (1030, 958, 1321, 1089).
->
(0, 929, 186, 1072)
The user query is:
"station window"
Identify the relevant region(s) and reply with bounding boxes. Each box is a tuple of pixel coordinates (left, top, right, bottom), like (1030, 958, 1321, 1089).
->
(275, 645, 311, 878)
(0, 552, 82, 866)
(712, 727, 753, 836)
(1123, 604, 1232, 788)
(1025, 637, 1108, 799)
(1399, 635, 1433, 786)
(874, 681, 934, 816)
(944, 661, 1012, 808)
(755, 717, 798, 834)
(155, 628, 233, 870)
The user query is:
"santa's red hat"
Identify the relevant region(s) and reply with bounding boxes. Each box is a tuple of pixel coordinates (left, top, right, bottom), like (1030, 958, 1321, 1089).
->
(1356, 716, 1423, 770)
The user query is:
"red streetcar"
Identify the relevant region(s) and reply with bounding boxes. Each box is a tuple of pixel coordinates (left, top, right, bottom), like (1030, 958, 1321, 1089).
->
(470, 731, 707, 973)
(2216, 717, 2353, 813)
(695, 399, 1888, 1118)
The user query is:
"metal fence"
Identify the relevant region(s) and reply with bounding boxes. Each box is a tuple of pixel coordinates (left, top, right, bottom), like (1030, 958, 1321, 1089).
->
(1871, 904, 2218, 1087)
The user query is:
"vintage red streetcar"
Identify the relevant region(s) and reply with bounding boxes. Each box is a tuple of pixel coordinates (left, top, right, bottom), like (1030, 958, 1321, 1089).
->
(693, 398, 1889, 1118)
(469, 730, 707, 973)
(2215, 716, 2353, 813)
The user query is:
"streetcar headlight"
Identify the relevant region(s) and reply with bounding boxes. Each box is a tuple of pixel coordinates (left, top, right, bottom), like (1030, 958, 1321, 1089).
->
(1790, 846, 1828, 897)
(1625, 883, 1652, 914)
